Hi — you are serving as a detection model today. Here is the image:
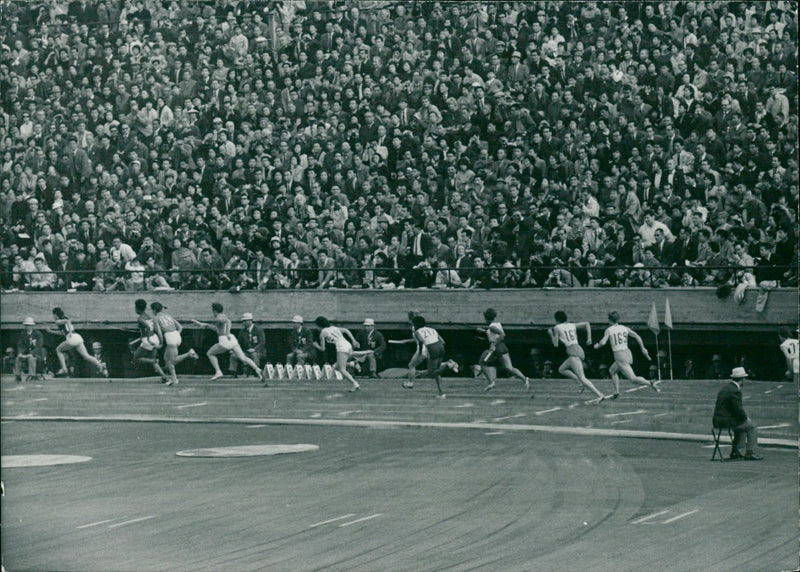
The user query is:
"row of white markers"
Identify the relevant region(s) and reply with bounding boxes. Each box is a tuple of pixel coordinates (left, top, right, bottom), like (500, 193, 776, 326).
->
(264, 363, 344, 381)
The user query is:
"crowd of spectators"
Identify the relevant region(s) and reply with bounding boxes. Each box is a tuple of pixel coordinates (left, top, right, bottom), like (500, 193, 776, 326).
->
(0, 0, 797, 292)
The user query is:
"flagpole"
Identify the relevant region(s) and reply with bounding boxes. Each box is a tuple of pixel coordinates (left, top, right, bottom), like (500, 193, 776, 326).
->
(654, 332, 661, 382)
(667, 328, 674, 381)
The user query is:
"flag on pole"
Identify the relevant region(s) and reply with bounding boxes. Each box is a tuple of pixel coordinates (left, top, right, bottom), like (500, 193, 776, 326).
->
(664, 299, 673, 330)
(647, 302, 660, 335)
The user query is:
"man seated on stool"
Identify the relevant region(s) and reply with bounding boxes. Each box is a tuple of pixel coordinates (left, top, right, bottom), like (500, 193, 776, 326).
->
(712, 367, 763, 461)
(15, 317, 44, 381)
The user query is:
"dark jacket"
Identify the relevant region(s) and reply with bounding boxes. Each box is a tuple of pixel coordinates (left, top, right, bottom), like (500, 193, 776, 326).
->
(712, 381, 747, 428)
(237, 324, 266, 358)
(355, 328, 387, 358)
(288, 326, 314, 353)
(17, 329, 44, 356)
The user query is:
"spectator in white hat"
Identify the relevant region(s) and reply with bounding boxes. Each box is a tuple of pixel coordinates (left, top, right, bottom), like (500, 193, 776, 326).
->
(355, 318, 387, 378)
(14, 317, 44, 382)
(231, 312, 265, 375)
(712, 367, 763, 460)
(286, 315, 314, 367)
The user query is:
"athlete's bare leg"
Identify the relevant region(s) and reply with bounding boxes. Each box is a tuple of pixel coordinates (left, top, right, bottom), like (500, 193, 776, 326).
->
(207, 344, 227, 379)
(336, 352, 360, 391)
(563, 357, 604, 399)
(230, 345, 262, 380)
(618, 363, 660, 393)
(500, 354, 530, 390)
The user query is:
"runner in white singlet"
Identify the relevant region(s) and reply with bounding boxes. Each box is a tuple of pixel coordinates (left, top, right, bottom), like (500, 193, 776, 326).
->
(477, 308, 529, 393)
(594, 311, 658, 398)
(405, 315, 458, 397)
(192, 302, 261, 381)
(133, 299, 168, 382)
(313, 316, 373, 391)
(548, 310, 605, 401)
(51, 307, 106, 377)
(151, 301, 198, 385)
(779, 328, 799, 385)
(388, 310, 430, 388)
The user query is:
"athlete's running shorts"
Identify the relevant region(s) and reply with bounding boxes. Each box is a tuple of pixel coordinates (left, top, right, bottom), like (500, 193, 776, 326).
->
(481, 342, 509, 364)
(613, 348, 633, 366)
(565, 344, 585, 359)
(218, 335, 238, 350)
(141, 334, 161, 351)
(65, 333, 83, 347)
(426, 341, 445, 361)
(164, 331, 181, 347)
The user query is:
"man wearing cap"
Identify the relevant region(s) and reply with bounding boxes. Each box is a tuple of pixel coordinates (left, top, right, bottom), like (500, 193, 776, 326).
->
(712, 367, 763, 460)
(286, 315, 314, 366)
(15, 317, 44, 382)
(231, 312, 265, 376)
(355, 318, 387, 378)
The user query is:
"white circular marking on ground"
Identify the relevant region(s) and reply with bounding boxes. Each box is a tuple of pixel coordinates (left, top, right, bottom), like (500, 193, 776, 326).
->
(176, 444, 319, 458)
(2, 455, 92, 468)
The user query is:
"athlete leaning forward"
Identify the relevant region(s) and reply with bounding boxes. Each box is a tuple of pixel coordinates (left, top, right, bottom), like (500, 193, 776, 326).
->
(132, 299, 170, 383)
(593, 310, 659, 398)
(192, 302, 261, 382)
(313, 316, 373, 392)
(51, 307, 107, 378)
(477, 308, 530, 394)
(408, 314, 459, 398)
(150, 301, 198, 385)
(549, 310, 605, 403)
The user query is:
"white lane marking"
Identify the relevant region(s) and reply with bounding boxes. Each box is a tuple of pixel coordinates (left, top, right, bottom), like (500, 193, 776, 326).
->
(485, 431, 505, 435)
(604, 410, 648, 418)
(7, 387, 26, 391)
(310, 413, 322, 418)
(653, 412, 669, 417)
(246, 425, 266, 428)
(108, 515, 157, 529)
(339, 513, 383, 527)
(625, 385, 648, 393)
(490, 400, 506, 405)
(632, 510, 670, 524)
(757, 423, 791, 430)
(511, 413, 526, 418)
(535, 407, 562, 416)
(338, 411, 362, 416)
(454, 403, 474, 408)
(663, 509, 699, 524)
(776, 384, 783, 388)
(308, 514, 356, 528)
(610, 419, 632, 425)
(31, 398, 48, 402)
(176, 402, 208, 410)
(77, 518, 119, 529)
(764, 390, 773, 394)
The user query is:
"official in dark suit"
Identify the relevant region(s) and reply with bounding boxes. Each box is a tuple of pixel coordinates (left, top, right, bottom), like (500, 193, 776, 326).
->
(230, 313, 266, 374)
(286, 315, 314, 365)
(712, 367, 762, 460)
(355, 318, 387, 377)
(15, 317, 45, 381)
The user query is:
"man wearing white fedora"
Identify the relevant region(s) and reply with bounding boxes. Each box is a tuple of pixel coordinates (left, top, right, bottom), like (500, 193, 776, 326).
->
(712, 367, 763, 461)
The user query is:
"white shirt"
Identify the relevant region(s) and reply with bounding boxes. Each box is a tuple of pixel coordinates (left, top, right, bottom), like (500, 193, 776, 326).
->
(554, 323, 579, 347)
(415, 326, 439, 346)
(605, 324, 630, 352)
(487, 321, 504, 343)
(780, 338, 799, 373)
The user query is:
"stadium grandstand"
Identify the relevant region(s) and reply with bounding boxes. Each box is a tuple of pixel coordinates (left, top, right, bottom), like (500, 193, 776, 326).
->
(0, 1, 796, 293)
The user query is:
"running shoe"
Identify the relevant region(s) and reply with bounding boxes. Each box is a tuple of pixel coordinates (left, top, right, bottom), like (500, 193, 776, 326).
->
(524, 377, 530, 390)
(210, 372, 224, 381)
(403, 381, 414, 389)
(482, 383, 495, 392)
(437, 394, 446, 399)
(188, 349, 199, 360)
(651, 381, 661, 393)
(348, 384, 361, 392)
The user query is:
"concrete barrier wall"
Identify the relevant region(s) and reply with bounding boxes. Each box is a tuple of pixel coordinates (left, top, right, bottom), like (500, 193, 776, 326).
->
(1, 288, 795, 330)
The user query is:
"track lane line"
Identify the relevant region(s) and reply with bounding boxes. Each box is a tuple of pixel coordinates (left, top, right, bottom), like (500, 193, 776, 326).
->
(632, 510, 670, 524)
(339, 513, 383, 527)
(308, 514, 356, 528)
(108, 515, 157, 529)
(663, 509, 699, 523)
(76, 518, 119, 529)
